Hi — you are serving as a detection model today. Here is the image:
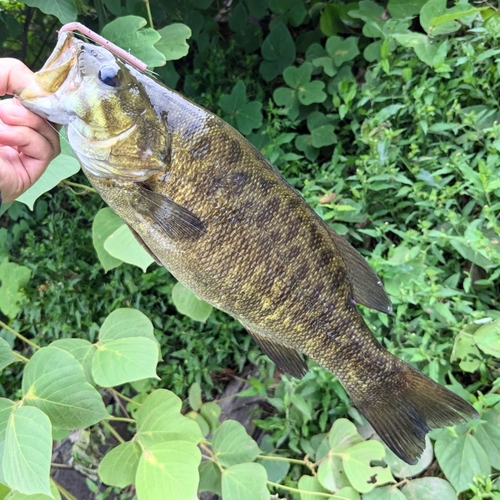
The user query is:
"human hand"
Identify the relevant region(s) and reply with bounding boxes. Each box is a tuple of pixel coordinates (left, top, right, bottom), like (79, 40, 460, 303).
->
(0, 58, 60, 204)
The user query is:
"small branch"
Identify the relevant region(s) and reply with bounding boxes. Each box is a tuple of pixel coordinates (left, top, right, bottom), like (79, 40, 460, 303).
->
(0, 321, 40, 350)
(108, 388, 131, 418)
(143, 0, 154, 28)
(110, 388, 142, 406)
(101, 420, 125, 444)
(267, 481, 333, 498)
(13, 351, 29, 363)
(51, 462, 73, 469)
(106, 416, 136, 423)
(61, 180, 96, 193)
(258, 454, 306, 466)
(52, 479, 79, 500)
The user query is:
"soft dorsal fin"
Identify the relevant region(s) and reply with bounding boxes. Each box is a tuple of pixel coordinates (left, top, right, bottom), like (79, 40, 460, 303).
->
(245, 326, 307, 379)
(327, 226, 392, 314)
(130, 184, 207, 241)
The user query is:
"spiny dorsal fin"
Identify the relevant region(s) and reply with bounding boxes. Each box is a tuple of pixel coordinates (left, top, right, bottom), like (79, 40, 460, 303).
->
(327, 226, 392, 314)
(131, 184, 207, 241)
(245, 326, 307, 379)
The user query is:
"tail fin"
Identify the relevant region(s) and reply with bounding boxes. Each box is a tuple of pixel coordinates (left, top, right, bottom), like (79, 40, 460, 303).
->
(353, 359, 478, 465)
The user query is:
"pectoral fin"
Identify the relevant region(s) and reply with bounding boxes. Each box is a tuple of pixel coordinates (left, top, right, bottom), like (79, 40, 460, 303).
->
(327, 226, 392, 314)
(131, 185, 206, 240)
(245, 326, 307, 379)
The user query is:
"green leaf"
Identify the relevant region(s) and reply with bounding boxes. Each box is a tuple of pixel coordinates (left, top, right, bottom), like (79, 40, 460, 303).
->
(221, 463, 269, 500)
(269, 0, 307, 27)
(135, 441, 201, 500)
(260, 23, 296, 82)
(21, 0, 76, 24)
(297, 81, 326, 106)
(102, 16, 165, 68)
(311, 124, 336, 148)
(155, 24, 191, 61)
(0, 399, 15, 485)
(51, 339, 96, 386)
(0, 259, 31, 319)
(98, 441, 142, 488)
(104, 224, 155, 273)
(435, 432, 490, 493)
(273, 87, 300, 120)
(5, 481, 61, 500)
(0, 338, 17, 371)
(16, 154, 80, 210)
(212, 420, 261, 467)
(186, 411, 210, 437)
(472, 409, 500, 469)
(342, 441, 394, 493)
(394, 33, 439, 67)
(401, 477, 457, 500)
(22, 346, 108, 429)
(171, 282, 213, 322)
(364, 485, 406, 500)
(92, 208, 124, 273)
(199, 402, 221, 433)
(92, 337, 159, 387)
(420, 0, 460, 35)
(325, 36, 360, 66)
(298, 476, 359, 500)
(283, 64, 312, 89)
(3, 407, 52, 496)
(260, 455, 289, 483)
(387, 0, 427, 19)
(136, 389, 202, 447)
(474, 319, 500, 357)
(329, 419, 364, 451)
(99, 308, 156, 342)
(199, 461, 222, 495)
(188, 383, 202, 411)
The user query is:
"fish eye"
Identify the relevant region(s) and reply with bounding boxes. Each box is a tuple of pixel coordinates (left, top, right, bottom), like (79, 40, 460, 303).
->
(98, 65, 120, 87)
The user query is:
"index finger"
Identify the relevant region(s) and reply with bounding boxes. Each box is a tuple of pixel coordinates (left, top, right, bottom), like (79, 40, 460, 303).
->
(0, 59, 34, 97)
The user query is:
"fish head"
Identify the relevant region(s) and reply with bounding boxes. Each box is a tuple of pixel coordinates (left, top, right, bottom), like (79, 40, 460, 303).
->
(18, 31, 170, 181)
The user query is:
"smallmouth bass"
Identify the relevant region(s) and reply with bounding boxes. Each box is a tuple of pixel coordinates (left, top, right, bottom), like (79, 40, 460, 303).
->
(18, 30, 478, 464)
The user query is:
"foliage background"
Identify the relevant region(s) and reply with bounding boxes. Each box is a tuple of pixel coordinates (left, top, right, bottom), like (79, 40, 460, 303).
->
(0, 0, 500, 499)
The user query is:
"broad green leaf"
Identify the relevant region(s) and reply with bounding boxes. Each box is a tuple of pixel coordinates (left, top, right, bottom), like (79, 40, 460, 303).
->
(435, 432, 490, 493)
(329, 419, 364, 451)
(317, 453, 350, 491)
(387, 0, 427, 19)
(171, 282, 213, 322)
(221, 463, 269, 500)
(311, 124, 336, 148)
(136, 389, 202, 447)
(342, 441, 394, 493)
(283, 64, 313, 89)
(451, 331, 482, 373)
(0, 484, 8, 500)
(101, 16, 166, 68)
(297, 81, 326, 106)
(51, 339, 96, 386)
(420, 0, 460, 35)
(364, 485, 406, 500)
(269, 0, 307, 27)
(273, 87, 300, 120)
(186, 411, 210, 437)
(0, 338, 17, 371)
(260, 23, 296, 82)
(135, 441, 201, 500)
(22, 346, 108, 429)
(188, 383, 203, 411)
(91, 208, 124, 273)
(382, 436, 433, 479)
(104, 224, 155, 273)
(199, 402, 221, 433)
(298, 476, 359, 500)
(92, 337, 159, 387)
(0, 260, 31, 319)
(0, 399, 15, 485)
(260, 455, 290, 483)
(99, 308, 156, 342)
(156, 24, 192, 61)
(5, 481, 61, 500)
(394, 33, 439, 67)
(474, 319, 500, 357)
(98, 441, 142, 488)
(16, 154, 80, 210)
(21, 0, 76, 24)
(199, 461, 222, 495)
(472, 409, 500, 469)
(325, 36, 359, 66)
(212, 420, 261, 467)
(3, 407, 52, 496)
(401, 477, 457, 500)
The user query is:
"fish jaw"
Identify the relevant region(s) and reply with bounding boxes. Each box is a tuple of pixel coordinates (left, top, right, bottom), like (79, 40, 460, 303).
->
(16, 31, 79, 125)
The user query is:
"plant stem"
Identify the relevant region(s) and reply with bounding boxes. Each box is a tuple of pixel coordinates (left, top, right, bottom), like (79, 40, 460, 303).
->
(12, 351, 29, 363)
(0, 320, 40, 350)
(101, 419, 125, 444)
(143, 0, 154, 28)
(107, 416, 136, 423)
(258, 454, 306, 465)
(110, 388, 142, 406)
(62, 180, 96, 193)
(267, 481, 334, 498)
(53, 479, 79, 500)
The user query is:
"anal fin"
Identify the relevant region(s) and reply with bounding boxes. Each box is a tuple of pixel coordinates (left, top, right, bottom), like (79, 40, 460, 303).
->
(327, 226, 392, 314)
(245, 326, 307, 379)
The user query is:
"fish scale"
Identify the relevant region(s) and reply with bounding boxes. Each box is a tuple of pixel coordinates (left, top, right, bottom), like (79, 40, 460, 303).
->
(18, 30, 478, 465)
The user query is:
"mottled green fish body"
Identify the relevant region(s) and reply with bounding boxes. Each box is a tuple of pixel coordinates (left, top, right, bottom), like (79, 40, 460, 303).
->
(18, 31, 478, 464)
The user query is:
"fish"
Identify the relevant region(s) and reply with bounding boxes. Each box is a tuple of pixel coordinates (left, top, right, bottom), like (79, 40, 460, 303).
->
(18, 30, 478, 465)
